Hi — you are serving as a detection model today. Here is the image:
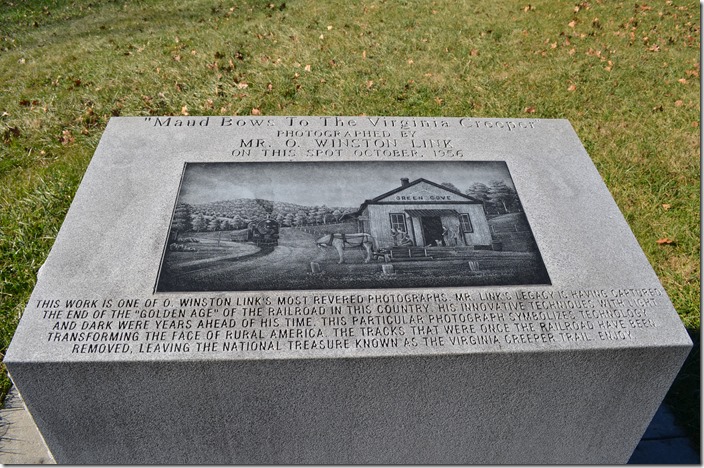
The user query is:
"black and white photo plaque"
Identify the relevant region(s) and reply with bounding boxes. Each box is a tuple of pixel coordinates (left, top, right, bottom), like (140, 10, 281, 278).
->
(5, 116, 692, 464)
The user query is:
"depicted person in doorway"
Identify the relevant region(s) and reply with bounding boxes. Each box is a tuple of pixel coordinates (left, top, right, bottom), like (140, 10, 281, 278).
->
(400, 232, 414, 246)
(441, 225, 449, 246)
(447, 226, 458, 246)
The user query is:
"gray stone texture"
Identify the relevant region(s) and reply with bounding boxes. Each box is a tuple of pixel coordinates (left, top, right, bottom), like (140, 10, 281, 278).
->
(9, 349, 690, 464)
(4, 116, 692, 463)
(2, 386, 698, 465)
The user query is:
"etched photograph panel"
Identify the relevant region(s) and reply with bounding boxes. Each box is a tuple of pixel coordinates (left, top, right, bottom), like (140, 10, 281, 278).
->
(155, 161, 550, 291)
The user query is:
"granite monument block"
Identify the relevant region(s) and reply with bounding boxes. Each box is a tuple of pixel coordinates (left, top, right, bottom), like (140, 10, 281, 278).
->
(4, 116, 692, 463)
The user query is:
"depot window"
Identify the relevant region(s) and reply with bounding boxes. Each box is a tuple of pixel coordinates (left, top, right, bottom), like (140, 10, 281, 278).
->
(459, 213, 473, 233)
(389, 213, 407, 233)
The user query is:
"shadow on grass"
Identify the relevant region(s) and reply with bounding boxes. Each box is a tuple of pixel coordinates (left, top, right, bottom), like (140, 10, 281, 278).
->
(664, 327, 700, 451)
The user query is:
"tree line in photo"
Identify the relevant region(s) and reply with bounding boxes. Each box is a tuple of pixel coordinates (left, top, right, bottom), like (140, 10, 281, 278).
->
(456, 180, 522, 215)
(171, 199, 357, 236)
(170, 180, 521, 236)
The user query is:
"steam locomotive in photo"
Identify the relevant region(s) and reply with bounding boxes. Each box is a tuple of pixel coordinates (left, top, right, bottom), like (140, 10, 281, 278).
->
(232, 218, 280, 247)
(249, 218, 280, 246)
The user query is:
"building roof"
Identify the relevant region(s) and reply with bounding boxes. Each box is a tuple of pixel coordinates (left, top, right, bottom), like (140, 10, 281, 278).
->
(353, 178, 482, 215)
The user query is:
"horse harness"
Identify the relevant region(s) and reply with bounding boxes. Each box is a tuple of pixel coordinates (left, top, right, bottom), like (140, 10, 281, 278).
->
(325, 233, 367, 247)
(325, 233, 345, 246)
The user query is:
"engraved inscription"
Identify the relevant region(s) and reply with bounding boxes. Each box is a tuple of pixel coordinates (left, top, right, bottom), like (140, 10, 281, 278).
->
(34, 287, 664, 357)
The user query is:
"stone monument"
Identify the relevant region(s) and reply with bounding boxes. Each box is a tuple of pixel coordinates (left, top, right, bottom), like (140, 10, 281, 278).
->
(4, 116, 692, 463)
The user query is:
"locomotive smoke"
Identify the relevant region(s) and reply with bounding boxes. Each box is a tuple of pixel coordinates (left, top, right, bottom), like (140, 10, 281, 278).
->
(256, 199, 274, 216)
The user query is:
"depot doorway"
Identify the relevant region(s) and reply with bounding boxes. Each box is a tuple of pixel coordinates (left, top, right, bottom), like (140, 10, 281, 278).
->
(421, 216, 444, 246)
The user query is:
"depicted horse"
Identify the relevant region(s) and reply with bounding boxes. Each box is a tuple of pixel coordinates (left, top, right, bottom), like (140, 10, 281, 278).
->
(316, 233, 374, 264)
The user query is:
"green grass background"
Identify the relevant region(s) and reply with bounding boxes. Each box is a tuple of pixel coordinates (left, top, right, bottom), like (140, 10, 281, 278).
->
(0, 0, 699, 447)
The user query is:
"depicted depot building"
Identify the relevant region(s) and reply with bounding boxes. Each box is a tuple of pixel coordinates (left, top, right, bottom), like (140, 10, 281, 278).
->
(354, 178, 492, 249)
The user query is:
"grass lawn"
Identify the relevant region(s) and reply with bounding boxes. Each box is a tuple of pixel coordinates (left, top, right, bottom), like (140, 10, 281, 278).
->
(0, 0, 699, 447)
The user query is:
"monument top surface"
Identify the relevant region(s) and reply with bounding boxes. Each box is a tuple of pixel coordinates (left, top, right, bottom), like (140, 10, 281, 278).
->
(6, 116, 692, 363)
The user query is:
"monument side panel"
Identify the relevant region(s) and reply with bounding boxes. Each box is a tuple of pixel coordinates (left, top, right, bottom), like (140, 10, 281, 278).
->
(8, 345, 691, 464)
(4, 116, 692, 463)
